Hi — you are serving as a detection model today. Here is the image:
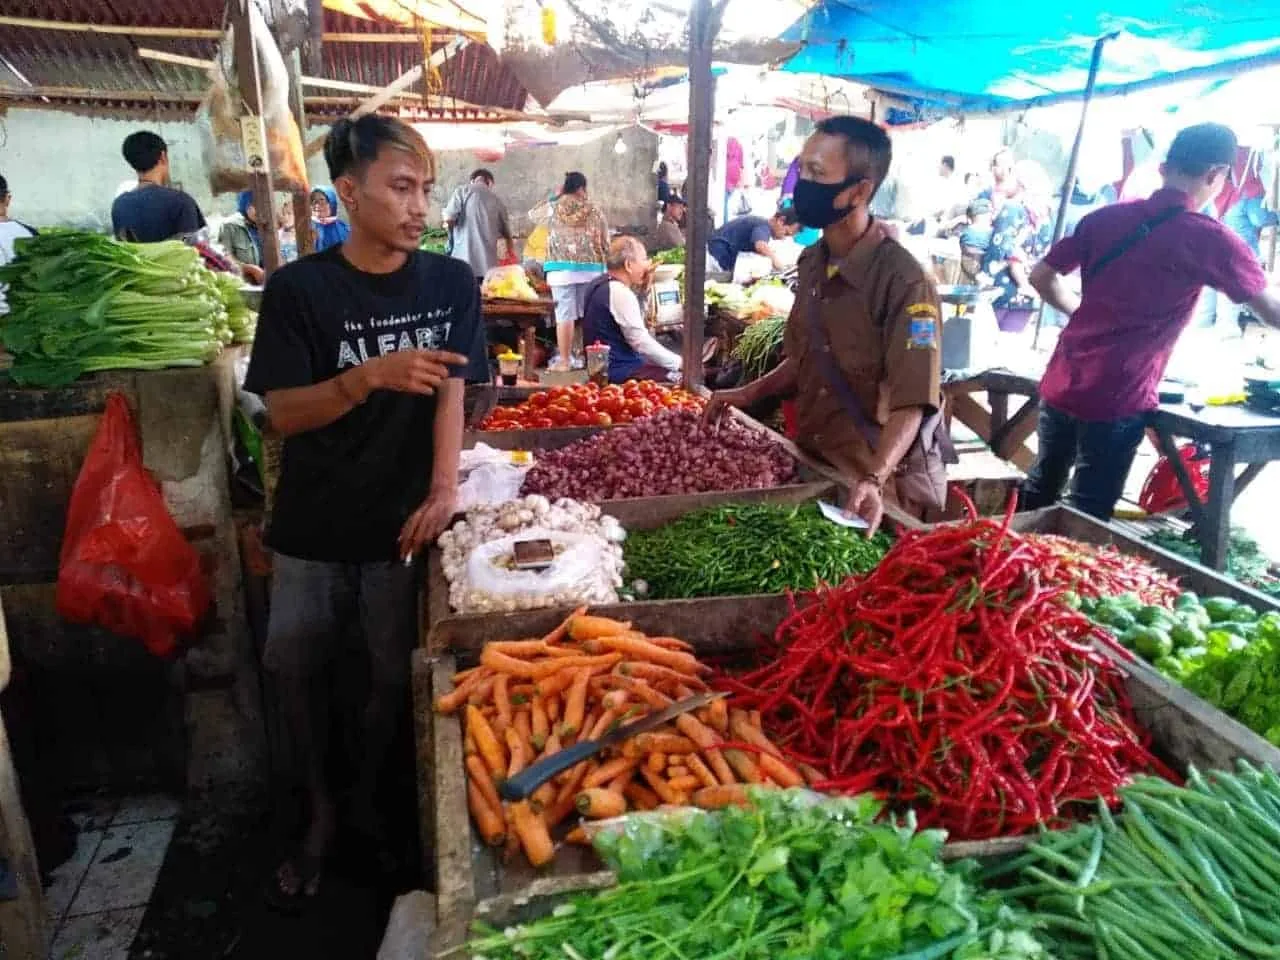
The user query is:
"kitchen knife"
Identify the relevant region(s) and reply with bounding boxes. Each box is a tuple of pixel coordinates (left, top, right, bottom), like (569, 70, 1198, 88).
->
(498, 691, 726, 802)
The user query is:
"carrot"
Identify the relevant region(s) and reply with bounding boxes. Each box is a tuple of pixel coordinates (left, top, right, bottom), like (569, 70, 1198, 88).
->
(729, 711, 784, 759)
(634, 732, 698, 754)
(621, 739, 641, 759)
(723, 748, 764, 784)
(564, 825, 591, 845)
(589, 635, 704, 674)
(708, 698, 729, 734)
(614, 677, 669, 711)
(465, 725, 477, 757)
(576, 788, 627, 819)
(667, 775, 700, 793)
(514, 709, 533, 747)
(510, 800, 555, 867)
(757, 752, 805, 788)
(667, 764, 690, 778)
(509, 683, 536, 700)
(467, 704, 507, 778)
(435, 668, 489, 713)
(530, 696, 550, 750)
(503, 810, 521, 863)
(623, 781, 660, 811)
(586, 708, 620, 742)
(544, 767, 589, 828)
(798, 763, 825, 785)
(584, 756, 638, 789)
(538, 731, 562, 763)
(647, 636, 694, 652)
(607, 767, 634, 793)
(646, 752, 667, 774)
(568, 614, 632, 641)
(749, 709, 763, 729)
(542, 605, 587, 645)
(535, 670, 578, 699)
(504, 726, 529, 778)
(577, 709, 601, 745)
(561, 669, 591, 739)
(545, 695, 562, 724)
(467, 755, 503, 813)
(692, 784, 750, 809)
(600, 689, 630, 712)
(479, 647, 545, 678)
(487, 639, 554, 658)
(641, 767, 681, 805)
(614, 661, 709, 690)
(467, 675, 498, 706)
(452, 666, 482, 685)
(675, 713, 736, 785)
(493, 675, 514, 730)
(685, 754, 719, 790)
(467, 780, 507, 846)
(675, 684, 696, 700)
(531, 781, 556, 813)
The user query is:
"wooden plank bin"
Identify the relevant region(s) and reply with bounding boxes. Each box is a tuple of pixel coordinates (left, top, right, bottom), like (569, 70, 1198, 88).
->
(413, 568, 1280, 950)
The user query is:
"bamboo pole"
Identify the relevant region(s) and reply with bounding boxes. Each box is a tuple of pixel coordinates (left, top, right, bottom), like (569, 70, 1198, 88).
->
(287, 49, 317, 258)
(1032, 31, 1115, 351)
(0, 15, 452, 43)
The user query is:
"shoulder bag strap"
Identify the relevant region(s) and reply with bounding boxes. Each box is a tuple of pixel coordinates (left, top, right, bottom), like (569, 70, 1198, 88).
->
(1083, 204, 1184, 283)
(804, 276, 883, 450)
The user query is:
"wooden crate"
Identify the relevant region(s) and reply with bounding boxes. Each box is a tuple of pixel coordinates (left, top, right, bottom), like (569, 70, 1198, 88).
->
(414, 588, 1280, 951)
(423, 480, 840, 633)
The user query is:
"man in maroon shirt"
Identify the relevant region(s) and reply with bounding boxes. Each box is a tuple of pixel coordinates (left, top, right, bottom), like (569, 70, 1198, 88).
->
(1023, 123, 1280, 520)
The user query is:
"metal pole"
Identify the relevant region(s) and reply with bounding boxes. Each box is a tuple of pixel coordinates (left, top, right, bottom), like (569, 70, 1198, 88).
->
(681, 0, 721, 389)
(1033, 32, 1115, 349)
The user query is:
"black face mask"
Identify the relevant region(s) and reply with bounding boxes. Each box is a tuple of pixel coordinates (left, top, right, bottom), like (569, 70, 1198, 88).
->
(793, 175, 863, 230)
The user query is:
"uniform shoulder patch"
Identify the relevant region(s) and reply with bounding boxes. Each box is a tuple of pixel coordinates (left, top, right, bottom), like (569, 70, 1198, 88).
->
(906, 302, 939, 318)
(907, 316, 937, 349)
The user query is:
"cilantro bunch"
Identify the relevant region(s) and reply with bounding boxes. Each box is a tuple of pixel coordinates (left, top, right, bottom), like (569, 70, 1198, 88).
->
(466, 789, 1049, 960)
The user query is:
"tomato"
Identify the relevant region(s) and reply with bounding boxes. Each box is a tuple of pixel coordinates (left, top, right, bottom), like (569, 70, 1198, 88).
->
(597, 395, 622, 415)
(528, 392, 550, 408)
(572, 411, 594, 426)
(531, 416, 554, 429)
(614, 411, 632, 423)
(548, 406, 573, 425)
(549, 385, 572, 401)
(602, 383, 623, 396)
(571, 393, 593, 412)
(594, 412, 613, 426)
(626, 399, 652, 417)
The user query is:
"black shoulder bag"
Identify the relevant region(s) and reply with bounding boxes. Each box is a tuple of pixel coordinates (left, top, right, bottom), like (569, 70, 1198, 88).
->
(1083, 204, 1184, 284)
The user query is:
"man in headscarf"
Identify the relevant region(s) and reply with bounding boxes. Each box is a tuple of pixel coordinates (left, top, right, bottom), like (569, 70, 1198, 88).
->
(218, 190, 265, 284)
(310, 186, 351, 253)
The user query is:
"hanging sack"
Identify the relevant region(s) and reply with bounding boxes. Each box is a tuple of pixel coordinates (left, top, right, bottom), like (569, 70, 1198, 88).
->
(56, 394, 211, 657)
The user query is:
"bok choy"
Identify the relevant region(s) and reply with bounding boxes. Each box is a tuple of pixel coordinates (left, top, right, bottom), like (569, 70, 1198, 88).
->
(0, 230, 254, 387)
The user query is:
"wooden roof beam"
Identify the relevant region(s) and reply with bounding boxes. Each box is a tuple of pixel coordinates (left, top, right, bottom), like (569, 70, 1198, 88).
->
(0, 15, 454, 43)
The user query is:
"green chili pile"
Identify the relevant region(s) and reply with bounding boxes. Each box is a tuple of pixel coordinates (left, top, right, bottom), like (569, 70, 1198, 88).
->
(468, 789, 1051, 960)
(993, 763, 1280, 959)
(0, 230, 251, 387)
(732, 315, 786, 381)
(622, 502, 890, 600)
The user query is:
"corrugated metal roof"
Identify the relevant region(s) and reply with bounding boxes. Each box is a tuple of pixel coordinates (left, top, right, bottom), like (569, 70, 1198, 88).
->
(0, 1, 528, 119)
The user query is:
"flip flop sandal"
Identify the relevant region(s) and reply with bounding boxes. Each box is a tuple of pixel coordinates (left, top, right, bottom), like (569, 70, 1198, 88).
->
(264, 853, 324, 914)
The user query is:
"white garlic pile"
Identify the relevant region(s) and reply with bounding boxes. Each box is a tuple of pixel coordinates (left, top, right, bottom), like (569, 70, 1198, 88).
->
(438, 495, 626, 614)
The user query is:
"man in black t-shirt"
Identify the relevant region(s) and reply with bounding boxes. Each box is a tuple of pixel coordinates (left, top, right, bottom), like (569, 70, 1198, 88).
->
(245, 114, 488, 907)
(111, 131, 206, 242)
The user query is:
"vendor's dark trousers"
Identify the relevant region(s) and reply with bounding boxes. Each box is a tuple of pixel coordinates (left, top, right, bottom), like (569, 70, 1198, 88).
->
(1020, 404, 1147, 522)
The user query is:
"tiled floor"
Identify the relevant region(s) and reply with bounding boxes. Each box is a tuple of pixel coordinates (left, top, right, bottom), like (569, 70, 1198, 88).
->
(44, 794, 180, 960)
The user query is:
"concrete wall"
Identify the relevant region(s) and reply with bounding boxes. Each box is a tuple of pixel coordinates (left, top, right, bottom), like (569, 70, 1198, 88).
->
(1, 108, 660, 238)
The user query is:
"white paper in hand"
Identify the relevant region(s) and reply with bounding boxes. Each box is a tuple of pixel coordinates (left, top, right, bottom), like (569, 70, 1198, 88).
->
(818, 500, 869, 530)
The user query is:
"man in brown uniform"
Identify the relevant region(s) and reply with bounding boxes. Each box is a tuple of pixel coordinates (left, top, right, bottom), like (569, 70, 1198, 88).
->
(707, 115, 947, 533)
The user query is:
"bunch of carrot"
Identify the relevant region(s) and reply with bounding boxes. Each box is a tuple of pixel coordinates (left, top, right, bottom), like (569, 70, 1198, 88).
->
(435, 608, 801, 867)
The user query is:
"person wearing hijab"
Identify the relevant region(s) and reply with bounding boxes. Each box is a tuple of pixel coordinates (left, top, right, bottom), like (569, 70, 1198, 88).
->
(218, 190, 265, 284)
(310, 185, 351, 252)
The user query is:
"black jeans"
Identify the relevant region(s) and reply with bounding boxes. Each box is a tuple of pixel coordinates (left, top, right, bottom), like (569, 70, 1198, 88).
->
(1021, 403, 1147, 521)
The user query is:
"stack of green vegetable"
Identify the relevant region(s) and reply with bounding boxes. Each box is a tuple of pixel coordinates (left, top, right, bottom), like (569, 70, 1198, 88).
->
(420, 227, 449, 255)
(622, 502, 890, 600)
(1147, 527, 1280, 598)
(469, 789, 1051, 960)
(732, 315, 786, 380)
(0, 230, 251, 387)
(651, 247, 684, 266)
(992, 763, 1280, 959)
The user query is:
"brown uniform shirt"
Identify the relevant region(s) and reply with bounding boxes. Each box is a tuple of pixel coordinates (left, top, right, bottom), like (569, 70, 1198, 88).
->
(782, 220, 943, 482)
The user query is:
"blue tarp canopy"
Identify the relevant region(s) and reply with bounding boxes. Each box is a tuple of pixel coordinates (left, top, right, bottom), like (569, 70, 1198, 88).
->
(780, 2, 1280, 118)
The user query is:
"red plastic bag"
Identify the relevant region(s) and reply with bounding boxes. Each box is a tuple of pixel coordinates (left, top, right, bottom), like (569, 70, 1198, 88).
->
(56, 394, 211, 656)
(1139, 441, 1210, 515)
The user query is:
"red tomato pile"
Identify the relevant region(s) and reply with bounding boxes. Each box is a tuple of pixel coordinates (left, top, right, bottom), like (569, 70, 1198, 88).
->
(479, 381, 704, 430)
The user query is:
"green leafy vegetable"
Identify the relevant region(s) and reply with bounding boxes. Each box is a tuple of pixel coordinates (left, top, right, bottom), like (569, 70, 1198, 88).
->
(1146, 527, 1280, 597)
(622, 502, 890, 600)
(732, 316, 787, 381)
(0, 230, 252, 387)
(651, 247, 685, 265)
(467, 789, 1049, 960)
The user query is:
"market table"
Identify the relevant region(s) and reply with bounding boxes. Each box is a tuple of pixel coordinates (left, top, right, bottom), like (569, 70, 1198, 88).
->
(942, 370, 1041, 471)
(1147, 403, 1280, 570)
(482, 297, 553, 380)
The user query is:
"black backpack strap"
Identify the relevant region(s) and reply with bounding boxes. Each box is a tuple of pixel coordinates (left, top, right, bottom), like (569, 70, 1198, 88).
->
(1083, 204, 1183, 284)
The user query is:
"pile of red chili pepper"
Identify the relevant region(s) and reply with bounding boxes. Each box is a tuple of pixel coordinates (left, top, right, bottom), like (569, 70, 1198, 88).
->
(1023, 533, 1180, 606)
(715, 497, 1173, 840)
